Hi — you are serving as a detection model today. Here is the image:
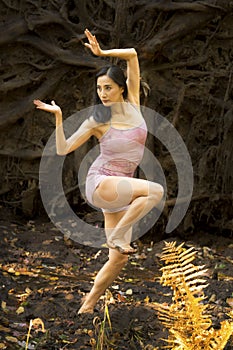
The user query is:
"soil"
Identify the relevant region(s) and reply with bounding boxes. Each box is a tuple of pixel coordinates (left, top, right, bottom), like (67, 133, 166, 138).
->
(0, 208, 232, 350)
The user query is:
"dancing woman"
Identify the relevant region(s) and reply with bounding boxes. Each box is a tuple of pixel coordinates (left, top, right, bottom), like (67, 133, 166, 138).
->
(34, 29, 164, 314)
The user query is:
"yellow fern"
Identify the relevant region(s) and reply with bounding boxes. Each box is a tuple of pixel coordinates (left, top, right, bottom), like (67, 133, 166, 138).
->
(156, 241, 233, 350)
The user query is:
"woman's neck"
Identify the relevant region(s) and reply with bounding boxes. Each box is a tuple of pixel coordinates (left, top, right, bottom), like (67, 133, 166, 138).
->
(111, 100, 127, 117)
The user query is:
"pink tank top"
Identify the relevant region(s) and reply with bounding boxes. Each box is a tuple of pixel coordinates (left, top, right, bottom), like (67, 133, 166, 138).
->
(99, 120, 147, 176)
(85, 109, 147, 207)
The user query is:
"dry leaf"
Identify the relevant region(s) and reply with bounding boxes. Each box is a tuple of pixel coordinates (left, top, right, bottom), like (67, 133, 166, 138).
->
(226, 298, 233, 307)
(31, 318, 46, 332)
(218, 273, 233, 281)
(42, 239, 53, 245)
(65, 293, 74, 300)
(117, 293, 126, 302)
(0, 325, 10, 332)
(49, 276, 59, 281)
(16, 306, 24, 315)
(126, 289, 133, 295)
(1, 301, 7, 310)
(5, 336, 18, 343)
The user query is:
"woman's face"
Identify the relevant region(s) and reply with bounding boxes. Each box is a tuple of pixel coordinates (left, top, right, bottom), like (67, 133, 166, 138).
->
(97, 75, 124, 106)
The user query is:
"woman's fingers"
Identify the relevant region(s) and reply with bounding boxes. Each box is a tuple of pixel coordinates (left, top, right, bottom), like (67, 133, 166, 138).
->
(85, 29, 98, 47)
(33, 99, 49, 110)
(33, 99, 43, 108)
(84, 43, 91, 49)
(85, 28, 94, 41)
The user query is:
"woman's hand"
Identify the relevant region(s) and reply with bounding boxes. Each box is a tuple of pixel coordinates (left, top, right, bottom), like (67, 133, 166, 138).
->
(84, 29, 102, 56)
(33, 99, 61, 115)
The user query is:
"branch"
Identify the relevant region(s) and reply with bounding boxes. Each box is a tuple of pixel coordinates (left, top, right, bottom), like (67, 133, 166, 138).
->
(0, 73, 35, 93)
(17, 35, 104, 68)
(0, 66, 69, 128)
(1, 0, 21, 10)
(0, 149, 42, 160)
(149, 54, 209, 71)
(165, 193, 233, 207)
(74, 0, 112, 32)
(135, 0, 227, 12)
(0, 18, 28, 45)
(141, 11, 220, 56)
(24, 8, 78, 35)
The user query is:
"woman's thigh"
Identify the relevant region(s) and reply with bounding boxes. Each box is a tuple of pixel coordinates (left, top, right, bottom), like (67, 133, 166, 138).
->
(92, 176, 159, 210)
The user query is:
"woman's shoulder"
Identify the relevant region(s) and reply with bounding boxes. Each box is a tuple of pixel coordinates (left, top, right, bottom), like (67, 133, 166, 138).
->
(125, 101, 143, 117)
(85, 115, 110, 139)
(84, 115, 101, 128)
(126, 94, 140, 107)
(86, 115, 96, 124)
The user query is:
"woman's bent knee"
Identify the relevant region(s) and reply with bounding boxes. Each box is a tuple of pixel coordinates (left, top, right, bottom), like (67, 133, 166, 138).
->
(150, 183, 164, 204)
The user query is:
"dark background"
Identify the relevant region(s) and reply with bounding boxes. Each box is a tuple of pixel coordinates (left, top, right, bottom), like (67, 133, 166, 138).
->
(0, 0, 232, 239)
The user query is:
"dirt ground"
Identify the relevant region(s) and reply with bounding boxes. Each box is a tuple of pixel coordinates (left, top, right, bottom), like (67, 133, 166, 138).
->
(0, 208, 232, 350)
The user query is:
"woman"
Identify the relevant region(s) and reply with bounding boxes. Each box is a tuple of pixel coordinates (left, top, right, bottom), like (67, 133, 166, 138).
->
(34, 29, 164, 314)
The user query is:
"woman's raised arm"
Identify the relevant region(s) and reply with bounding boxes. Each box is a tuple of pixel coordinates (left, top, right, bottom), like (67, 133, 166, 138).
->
(84, 29, 140, 105)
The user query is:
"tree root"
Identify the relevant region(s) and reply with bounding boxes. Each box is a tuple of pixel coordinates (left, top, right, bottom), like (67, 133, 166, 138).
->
(0, 66, 69, 128)
(17, 35, 103, 68)
(141, 11, 224, 57)
(0, 149, 42, 160)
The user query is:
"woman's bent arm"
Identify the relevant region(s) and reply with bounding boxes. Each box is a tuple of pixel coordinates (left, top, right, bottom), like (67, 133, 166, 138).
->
(33, 99, 94, 155)
(84, 29, 140, 105)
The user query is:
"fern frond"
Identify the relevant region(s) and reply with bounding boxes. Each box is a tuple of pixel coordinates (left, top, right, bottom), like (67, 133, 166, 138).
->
(156, 241, 233, 349)
(169, 329, 193, 349)
(208, 321, 233, 350)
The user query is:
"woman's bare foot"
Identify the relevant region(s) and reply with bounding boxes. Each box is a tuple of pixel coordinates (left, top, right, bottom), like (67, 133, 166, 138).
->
(107, 239, 137, 255)
(77, 294, 95, 314)
(77, 307, 94, 314)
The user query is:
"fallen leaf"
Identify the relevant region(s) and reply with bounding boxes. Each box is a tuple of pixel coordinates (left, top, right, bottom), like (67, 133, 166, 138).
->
(226, 298, 233, 307)
(42, 239, 53, 245)
(112, 285, 119, 290)
(90, 338, 96, 346)
(16, 306, 24, 315)
(25, 287, 32, 294)
(5, 336, 18, 343)
(49, 276, 59, 281)
(144, 295, 150, 304)
(126, 289, 133, 295)
(31, 318, 46, 333)
(65, 293, 74, 300)
(0, 325, 10, 332)
(1, 301, 7, 310)
(218, 273, 233, 281)
(117, 293, 126, 302)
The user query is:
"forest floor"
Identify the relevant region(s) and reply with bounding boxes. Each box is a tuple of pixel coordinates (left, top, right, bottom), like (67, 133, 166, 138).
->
(0, 208, 232, 350)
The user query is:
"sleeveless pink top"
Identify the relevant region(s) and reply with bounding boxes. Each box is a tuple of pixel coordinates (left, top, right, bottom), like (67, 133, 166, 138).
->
(85, 115, 147, 211)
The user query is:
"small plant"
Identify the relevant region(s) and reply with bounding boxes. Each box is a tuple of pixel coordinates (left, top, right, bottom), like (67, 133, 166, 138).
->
(93, 289, 115, 350)
(156, 241, 233, 350)
(25, 318, 46, 350)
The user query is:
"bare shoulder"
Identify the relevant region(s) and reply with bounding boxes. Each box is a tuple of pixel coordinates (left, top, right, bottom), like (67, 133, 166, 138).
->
(83, 116, 105, 139)
(82, 116, 99, 129)
(87, 115, 112, 140)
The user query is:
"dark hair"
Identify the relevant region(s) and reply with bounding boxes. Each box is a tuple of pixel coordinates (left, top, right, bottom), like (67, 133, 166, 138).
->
(92, 65, 128, 123)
